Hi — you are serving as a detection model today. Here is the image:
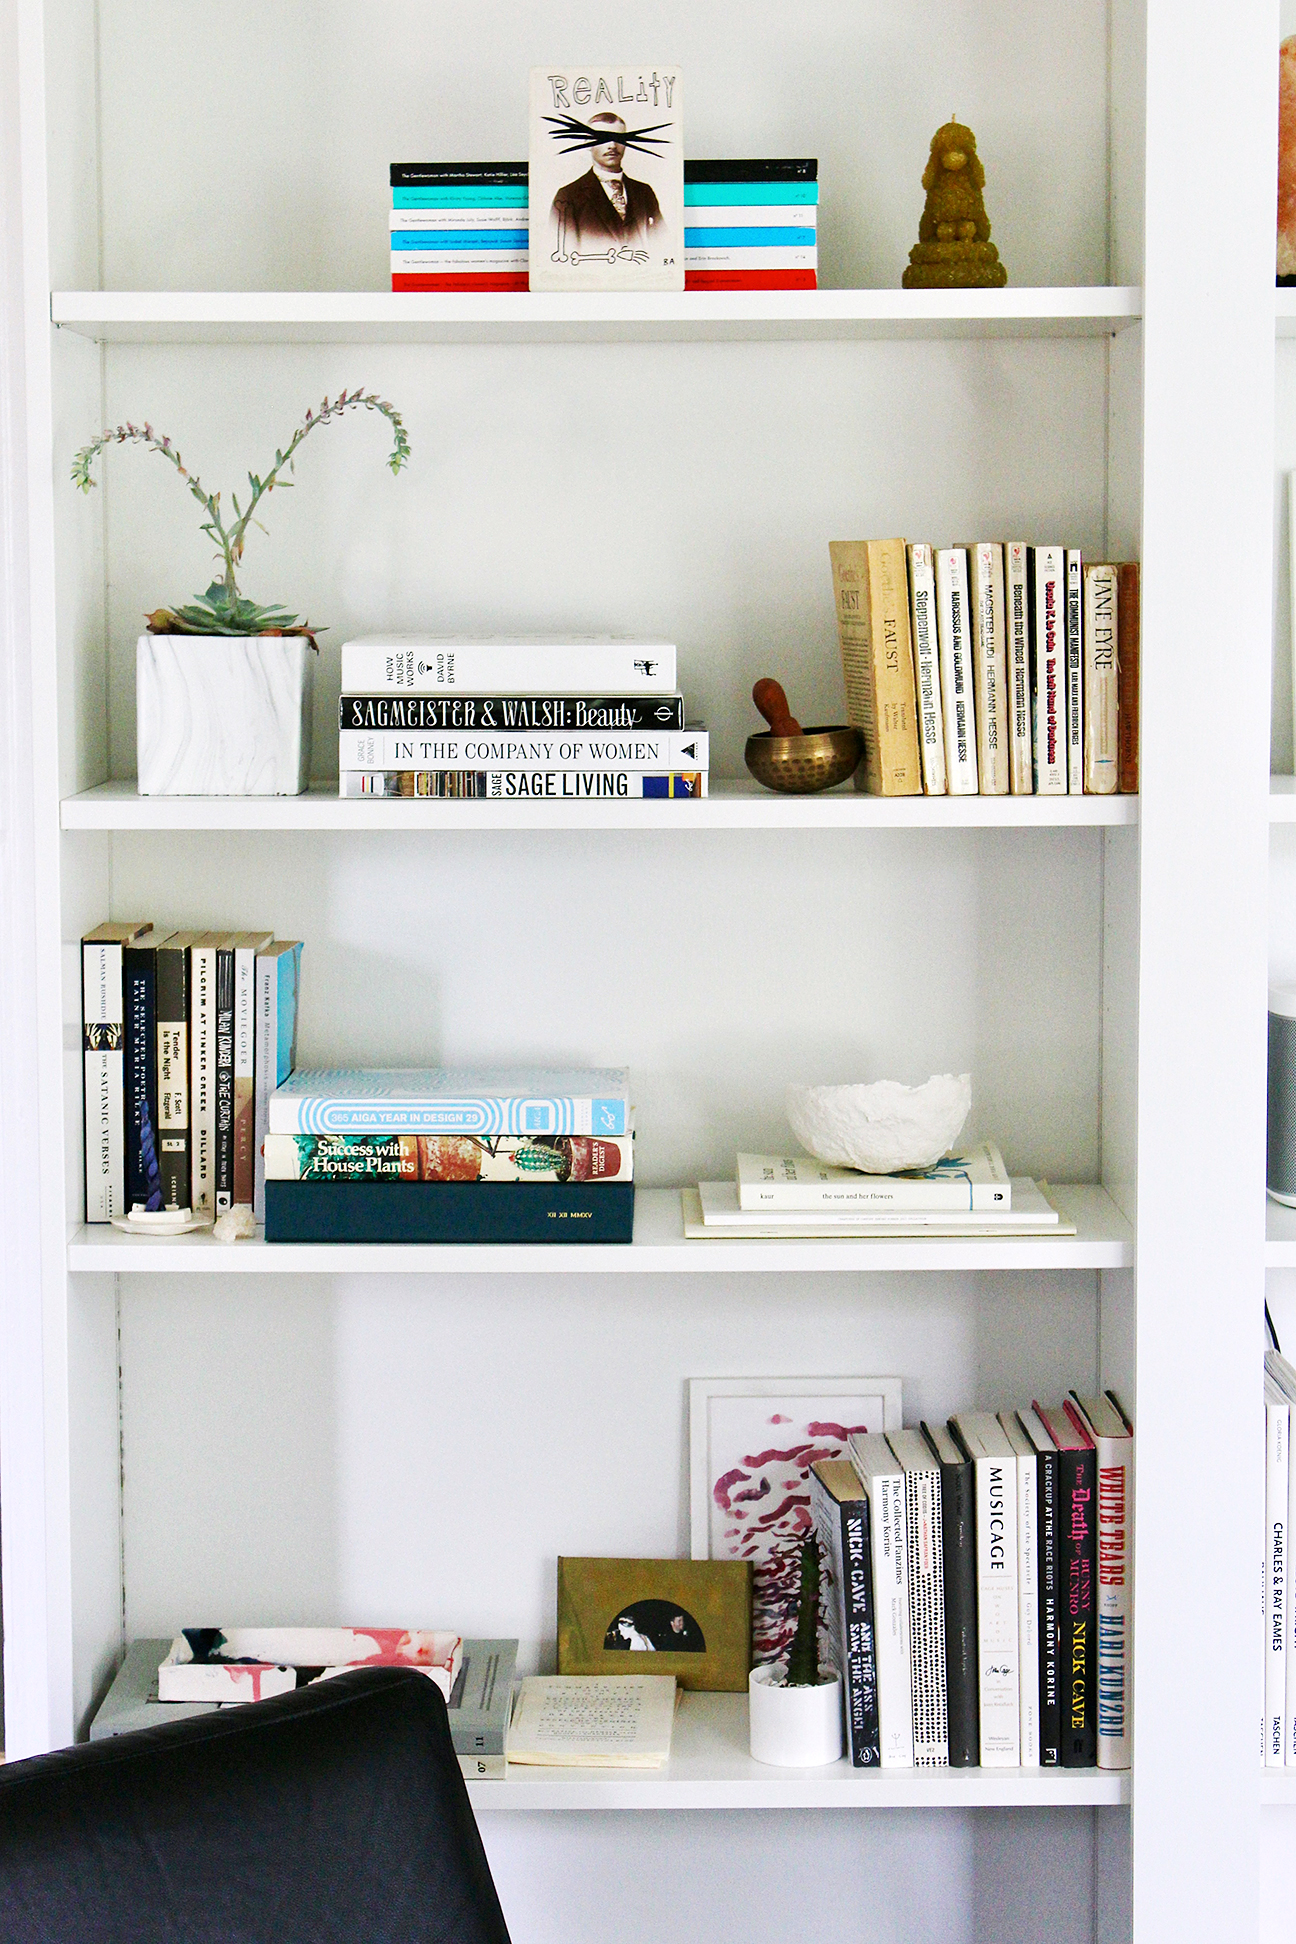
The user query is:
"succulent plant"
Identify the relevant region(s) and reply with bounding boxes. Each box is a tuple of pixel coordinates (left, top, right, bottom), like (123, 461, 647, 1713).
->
(72, 388, 410, 635)
(783, 1535, 822, 1687)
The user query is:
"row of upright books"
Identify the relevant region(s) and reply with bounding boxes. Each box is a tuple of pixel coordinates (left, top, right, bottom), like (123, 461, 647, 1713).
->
(262, 1067, 635, 1243)
(390, 160, 817, 293)
(831, 540, 1140, 796)
(338, 635, 708, 800)
(812, 1391, 1132, 1769)
(82, 923, 301, 1223)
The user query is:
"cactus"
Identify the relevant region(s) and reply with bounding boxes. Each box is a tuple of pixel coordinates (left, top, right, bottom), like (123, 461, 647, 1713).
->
(783, 1535, 821, 1686)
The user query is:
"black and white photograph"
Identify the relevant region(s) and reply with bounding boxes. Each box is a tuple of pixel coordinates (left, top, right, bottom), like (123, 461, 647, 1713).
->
(529, 66, 683, 292)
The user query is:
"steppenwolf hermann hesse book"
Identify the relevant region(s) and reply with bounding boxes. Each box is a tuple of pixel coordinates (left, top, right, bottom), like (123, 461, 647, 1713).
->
(529, 67, 683, 291)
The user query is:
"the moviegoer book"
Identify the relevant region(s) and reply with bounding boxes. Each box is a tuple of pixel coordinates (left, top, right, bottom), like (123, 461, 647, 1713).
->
(340, 695, 685, 732)
(269, 1067, 630, 1138)
(847, 1432, 915, 1766)
(340, 636, 677, 696)
(887, 1430, 949, 1767)
(1000, 1412, 1042, 1766)
(341, 770, 707, 800)
(337, 728, 707, 772)
(1068, 1391, 1133, 1770)
(155, 932, 199, 1212)
(1020, 1406, 1063, 1763)
(529, 67, 683, 292)
(920, 1422, 980, 1767)
(264, 1132, 630, 1183)
(1034, 1401, 1097, 1764)
(809, 1458, 881, 1766)
(948, 1413, 1021, 1766)
(829, 539, 923, 796)
(82, 920, 152, 1222)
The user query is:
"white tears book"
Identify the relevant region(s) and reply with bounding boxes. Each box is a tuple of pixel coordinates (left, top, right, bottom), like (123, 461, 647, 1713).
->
(530, 67, 683, 291)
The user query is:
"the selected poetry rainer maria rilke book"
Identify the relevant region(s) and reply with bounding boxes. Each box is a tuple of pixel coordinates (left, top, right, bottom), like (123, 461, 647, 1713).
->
(829, 540, 923, 795)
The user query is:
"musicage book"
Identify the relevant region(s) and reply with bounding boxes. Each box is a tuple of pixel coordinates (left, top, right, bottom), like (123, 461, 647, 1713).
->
(529, 66, 683, 292)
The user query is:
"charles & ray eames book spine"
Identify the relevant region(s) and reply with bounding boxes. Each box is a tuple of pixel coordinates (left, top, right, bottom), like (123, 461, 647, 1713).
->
(263, 1067, 635, 1244)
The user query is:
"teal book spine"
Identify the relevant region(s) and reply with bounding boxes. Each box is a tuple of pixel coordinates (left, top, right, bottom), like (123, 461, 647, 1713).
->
(264, 1179, 634, 1244)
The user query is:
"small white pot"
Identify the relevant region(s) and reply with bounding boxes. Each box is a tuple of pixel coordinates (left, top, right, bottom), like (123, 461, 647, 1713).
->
(136, 633, 315, 796)
(748, 1662, 843, 1767)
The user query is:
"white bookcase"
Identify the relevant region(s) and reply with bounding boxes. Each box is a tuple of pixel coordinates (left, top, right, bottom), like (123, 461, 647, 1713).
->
(0, 0, 1277, 1938)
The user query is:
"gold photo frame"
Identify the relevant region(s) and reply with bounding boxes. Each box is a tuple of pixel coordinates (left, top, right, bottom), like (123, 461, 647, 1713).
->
(557, 1556, 752, 1691)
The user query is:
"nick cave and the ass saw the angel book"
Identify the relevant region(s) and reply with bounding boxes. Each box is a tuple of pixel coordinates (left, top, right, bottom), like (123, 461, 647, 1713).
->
(529, 66, 683, 291)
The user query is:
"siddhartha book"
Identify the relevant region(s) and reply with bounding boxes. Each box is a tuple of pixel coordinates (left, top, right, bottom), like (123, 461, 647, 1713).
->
(529, 66, 683, 292)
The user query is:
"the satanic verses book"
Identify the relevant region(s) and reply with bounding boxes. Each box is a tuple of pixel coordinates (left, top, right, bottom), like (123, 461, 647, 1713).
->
(529, 66, 683, 291)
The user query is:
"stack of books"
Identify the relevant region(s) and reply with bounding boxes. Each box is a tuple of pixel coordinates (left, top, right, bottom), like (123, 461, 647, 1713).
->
(813, 1391, 1132, 1769)
(830, 540, 1141, 797)
(684, 160, 818, 291)
(390, 163, 528, 292)
(338, 636, 707, 800)
(685, 1142, 1075, 1238)
(263, 1066, 635, 1242)
(91, 1637, 519, 1779)
(82, 922, 302, 1224)
(1263, 1347, 1296, 1767)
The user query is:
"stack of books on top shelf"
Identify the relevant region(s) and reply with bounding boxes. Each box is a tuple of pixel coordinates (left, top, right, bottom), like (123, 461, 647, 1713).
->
(82, 922, 302, 1225)
(263, 1067, 635, 1243)
(831, 541, 1140, 797)
(91, 1636, 519, 1779)
(391, 164, 529, 291)
(685, 1142, 1076, 1238)
(814, 1391, 1132, 1770)
(389, 161, 817, 293)
(1263, 1347, 1296, 1767)
(338, 636, 707, 800)
(684, 160, 817, 291)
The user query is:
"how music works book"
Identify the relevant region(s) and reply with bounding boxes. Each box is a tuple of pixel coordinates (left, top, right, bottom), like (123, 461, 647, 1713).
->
(268, 1068, 631, 1137)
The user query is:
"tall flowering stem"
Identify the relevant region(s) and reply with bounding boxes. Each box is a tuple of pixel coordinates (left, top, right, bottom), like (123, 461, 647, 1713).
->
(71, 390, 410, 619)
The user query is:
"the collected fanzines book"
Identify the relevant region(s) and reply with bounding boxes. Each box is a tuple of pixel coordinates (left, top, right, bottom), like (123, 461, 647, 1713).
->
(263, 1068, 634, 1244)
(830, 540, 1140, 797)
(529, 67, 683, 292)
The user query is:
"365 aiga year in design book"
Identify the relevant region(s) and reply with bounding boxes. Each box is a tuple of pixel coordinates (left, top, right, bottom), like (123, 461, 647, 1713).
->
(529, 67, 683, 291)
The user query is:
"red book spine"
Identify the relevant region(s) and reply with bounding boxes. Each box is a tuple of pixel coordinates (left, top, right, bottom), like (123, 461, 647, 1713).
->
(683, 269, 818, 290)
(391, 273, 529, 291)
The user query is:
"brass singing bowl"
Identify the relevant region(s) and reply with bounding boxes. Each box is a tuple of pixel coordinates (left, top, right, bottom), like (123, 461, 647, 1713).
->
(744, 725, 864, 794)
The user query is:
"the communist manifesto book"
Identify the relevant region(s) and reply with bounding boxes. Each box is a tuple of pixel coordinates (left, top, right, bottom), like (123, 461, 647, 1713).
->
(529, 67, 683, 291)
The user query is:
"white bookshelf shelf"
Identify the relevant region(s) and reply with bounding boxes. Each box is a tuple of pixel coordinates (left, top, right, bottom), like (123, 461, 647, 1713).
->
(464, 1693, 1130, 1812)
(49, 287, 1143, 346)
(66, 1184, 1132, 1274)
(60, 780, 1140, 832)
(1277, 292, 1296, 338)
(1271, 776, 1296, 819)
(1261, 1770, 1296, 1805)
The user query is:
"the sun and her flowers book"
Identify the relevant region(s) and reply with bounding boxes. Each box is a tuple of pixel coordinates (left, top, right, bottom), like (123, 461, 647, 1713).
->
(529, 66, 683, 291)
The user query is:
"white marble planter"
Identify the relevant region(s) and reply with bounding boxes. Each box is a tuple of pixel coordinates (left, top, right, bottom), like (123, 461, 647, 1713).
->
(136, 633, 315, 796)
(748, 1663, 843, 1766)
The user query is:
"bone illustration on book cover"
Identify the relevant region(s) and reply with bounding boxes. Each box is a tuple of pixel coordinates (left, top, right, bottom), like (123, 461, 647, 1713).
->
(530, 66, 683, 291)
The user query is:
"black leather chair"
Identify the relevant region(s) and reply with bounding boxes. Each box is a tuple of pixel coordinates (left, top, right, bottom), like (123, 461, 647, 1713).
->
(0, 1665, 512, 1942)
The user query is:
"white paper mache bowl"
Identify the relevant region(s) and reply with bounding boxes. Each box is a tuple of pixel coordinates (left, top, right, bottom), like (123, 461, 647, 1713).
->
(785, 1073, 972, 1175)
